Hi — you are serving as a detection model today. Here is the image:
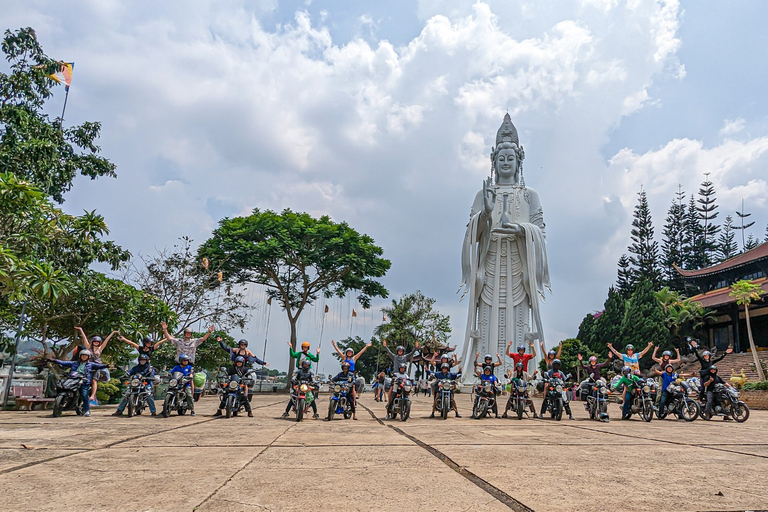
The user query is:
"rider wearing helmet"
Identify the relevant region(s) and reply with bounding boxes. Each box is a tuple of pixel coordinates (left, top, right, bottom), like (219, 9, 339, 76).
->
(282, 358, 319, 419)
(543, 359, 574, 419)
(75, 326, 118, 406)
(214, 356, 254, 417)
(616, 365, 643, 420)
(287, 340, 320, 369)
(113, 354, 157, 416)
(218, 336, 268, 366)
(502, 361, 538, 418)
(652, 364, 694, 418)
(576, 352, 614, 406)
(689, 339, 733, 399)
(507, 341, 537, 371)
(48, 349, 107, 417)
(331, 339, 373, 410)
(540, 341, 563, 369)
(169, 354, 196, 416)
(651, 346, 681, 368)
(161, 322, 215, 364)
(474, 352, 503, 375)
(330, 361, 358, 420)
(118, 333, 168, 358)
(607, 341, 654, 375)
(472, 365, 502, 418)
(701, 365, 730, 420)
(428, 363, 463, 418)
(382, 339, 419, 404)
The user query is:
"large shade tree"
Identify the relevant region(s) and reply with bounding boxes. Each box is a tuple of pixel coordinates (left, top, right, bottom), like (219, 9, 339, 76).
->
(200, 209, 390, 380)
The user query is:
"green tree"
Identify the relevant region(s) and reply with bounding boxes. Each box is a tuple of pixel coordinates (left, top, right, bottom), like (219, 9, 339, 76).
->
(729, 280, 766, 381)
(627, 190, 661, 287)
(654, 287, 713, 351)
(682, 195, 704, 269)
(1, 28, 116, 203)
(661, 187, 686, 289)
(744, 234, 759, 252)
(374, 290, 451, 354)
(150, 330, 232, 374)
(717, 215, 737, 262)
(200, 208, 390, 380)
(620, 279, 667, 366)
(127, 236, 250, 333)
(576, 313, 596, 351)
(538, 338, 587, 380)
(734, 199, 755, 251)
(591, 287, 625, 358)
(616, 253, 634, 299)
(331, 336, 388, 382)
(695, 174, 720, 266)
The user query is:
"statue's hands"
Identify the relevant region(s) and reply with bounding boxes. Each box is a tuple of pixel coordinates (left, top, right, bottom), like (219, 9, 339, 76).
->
(501, 223, 522, 235)
(482, 178, 496, 214)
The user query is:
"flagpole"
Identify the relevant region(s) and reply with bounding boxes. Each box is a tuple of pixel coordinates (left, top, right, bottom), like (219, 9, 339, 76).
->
(60, 87, 70, 124)
(260, 299, 272, 392)
(318, 306, 327, 376)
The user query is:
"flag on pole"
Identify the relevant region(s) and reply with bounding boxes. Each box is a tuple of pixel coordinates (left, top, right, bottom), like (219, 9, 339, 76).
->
(49, 62, 74, 91)
(383, 314, 387, 322)
(324, 305, 329, 313)
(352, 309, 357, 318)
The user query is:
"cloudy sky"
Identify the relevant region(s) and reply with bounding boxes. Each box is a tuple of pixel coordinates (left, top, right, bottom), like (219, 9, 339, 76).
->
(4, 0, 768, 372)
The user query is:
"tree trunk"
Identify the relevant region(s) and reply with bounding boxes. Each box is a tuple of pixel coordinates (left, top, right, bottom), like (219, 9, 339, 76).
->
(286, 318, 298, 385)
(744, 304, 766, 381)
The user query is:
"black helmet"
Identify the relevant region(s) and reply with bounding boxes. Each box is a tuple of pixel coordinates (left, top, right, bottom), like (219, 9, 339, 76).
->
(341, 361, 351, 370)
(238, 339, 248, 347)
(235, 356, 245, 364)
(142, 336, 153, 345)
(484, 354, 492, 361)
(709, 365, 718, 373)
(547, 350, 556, 358)
(552, 358, 561, 367)
(396, 345, 405, 353)
(515, 362, 523, 370)
(517, 345, 525, 352)
(665, 363, 674, 371)
(300, 358, 310, 367)
(441, 363, 450, 370)
(483, 365, 492, 373)
(398, 362, 407, 370)
(179, 354, 190, 362)
(138, 354, 150, 362)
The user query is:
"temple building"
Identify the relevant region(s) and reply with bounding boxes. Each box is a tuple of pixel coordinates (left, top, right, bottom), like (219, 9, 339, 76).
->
(676, 242, 768, 354)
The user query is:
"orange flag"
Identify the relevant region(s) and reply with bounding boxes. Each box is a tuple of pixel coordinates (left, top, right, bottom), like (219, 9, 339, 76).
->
(324, 305, 329, 313)
(267, 297, 272, 306)
(352, 309, 357, 317)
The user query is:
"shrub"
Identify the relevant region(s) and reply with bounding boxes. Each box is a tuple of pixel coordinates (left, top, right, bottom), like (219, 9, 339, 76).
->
(743, 381, 768, 391)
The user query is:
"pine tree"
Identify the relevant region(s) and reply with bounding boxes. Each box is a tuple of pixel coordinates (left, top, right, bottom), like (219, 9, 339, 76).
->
(744, 234, 760, 251)
(682, 195, 704, 269)
(592, 287, 625, 358)
(765, 221, 768, 243)
(734, 199, 756, 251)
(616, 254, 634, 299)
(620, 278, 668, 356)
(627, 189, 661, 288)
(717, 215, 737, 262)
(577, 313, 596, 349)
(696, 174, 720, 267)
(661, 186, 686, 289)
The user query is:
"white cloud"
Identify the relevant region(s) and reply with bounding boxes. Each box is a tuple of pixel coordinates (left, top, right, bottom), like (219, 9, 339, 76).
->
(720, 118, 746, 137)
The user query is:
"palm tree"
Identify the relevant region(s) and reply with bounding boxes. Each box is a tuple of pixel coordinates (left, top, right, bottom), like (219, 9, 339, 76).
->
(729, 280, 766, 381)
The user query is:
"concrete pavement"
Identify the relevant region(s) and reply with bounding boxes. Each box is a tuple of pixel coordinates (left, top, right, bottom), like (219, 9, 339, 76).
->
(0, 392, 767, 511)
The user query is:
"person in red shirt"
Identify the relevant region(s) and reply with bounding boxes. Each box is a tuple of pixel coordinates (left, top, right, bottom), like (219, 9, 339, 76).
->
(506, 340, 536, 371)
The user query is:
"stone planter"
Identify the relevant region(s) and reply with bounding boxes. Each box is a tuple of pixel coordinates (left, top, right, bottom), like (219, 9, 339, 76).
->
(740, 389, 768, 410)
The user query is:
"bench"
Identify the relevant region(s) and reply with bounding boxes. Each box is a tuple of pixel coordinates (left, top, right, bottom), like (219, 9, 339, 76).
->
(12, 385, 55, 411)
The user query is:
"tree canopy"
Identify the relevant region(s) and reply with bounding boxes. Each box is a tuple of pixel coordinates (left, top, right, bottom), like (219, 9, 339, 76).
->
(374, 290, 451, 354)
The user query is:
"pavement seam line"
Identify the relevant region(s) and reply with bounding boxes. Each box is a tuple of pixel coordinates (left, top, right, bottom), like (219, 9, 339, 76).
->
(360, 403, 534, 512)
(192, 421, 297, 511)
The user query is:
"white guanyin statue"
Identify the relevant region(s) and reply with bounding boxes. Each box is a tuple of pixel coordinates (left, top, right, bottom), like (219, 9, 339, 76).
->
(459, 114, 551, 379)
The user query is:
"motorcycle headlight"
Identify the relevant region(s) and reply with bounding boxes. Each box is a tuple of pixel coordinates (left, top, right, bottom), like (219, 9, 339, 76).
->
(228, 381, 238, 390)
(334, 385, 341, 393)
(600, 387, 608, 395)
(169, 378, 178, 387)
(300, 383, 309, 392)
(438, 381, 445, 389)
(643, 385, 651, 393)
(403, 382, 412, 391)
(556, 385, 563, 393)
(131, 379, 141, 387)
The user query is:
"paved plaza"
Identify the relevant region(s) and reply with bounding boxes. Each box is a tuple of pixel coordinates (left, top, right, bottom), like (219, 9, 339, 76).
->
(1, 392, 767, 511)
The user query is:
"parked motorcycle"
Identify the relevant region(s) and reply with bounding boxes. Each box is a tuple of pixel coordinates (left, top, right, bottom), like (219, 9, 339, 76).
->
(161, 371, 192, 417)
(52, 374, 86, 417)
(624, 378, 654, 422)
(221, 372, 254, 418)
(585, 377, 610, 422)
(656, 379, 700, 421)
(472, 380, 499, 419)
(541, 375, 570, 421)
(505, 378, 530, 420)
(122, 372, 160, 417)
(327, 379, 354, 421)
(702, 383, 750, 422)
(290, 379, 318, 422)
(387, 376, 412, 421)
(436, 379, 458, 420)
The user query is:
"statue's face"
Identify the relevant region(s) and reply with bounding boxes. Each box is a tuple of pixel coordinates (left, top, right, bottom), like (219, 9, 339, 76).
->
(495, 148, 518, 181)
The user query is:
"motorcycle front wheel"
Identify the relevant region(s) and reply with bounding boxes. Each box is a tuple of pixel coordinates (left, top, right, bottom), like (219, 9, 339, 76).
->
(162, 395, 172, 418)
(553, 400, 563, 421)
(401, 400, 410, 421)
(296, 398, 305, 422)
(441, 400, 449, 420)
(477, 401, 488, 419)
(517, 398, 524, 420)
(327, 399, 335, 421)
(641, 400, 653, 422)
(732, 401, 750, 423)
(680, 400, 699, 422)
(127, 398, 134, 418)
(225, 395, 234, 418)
(53, 394, 65, 417)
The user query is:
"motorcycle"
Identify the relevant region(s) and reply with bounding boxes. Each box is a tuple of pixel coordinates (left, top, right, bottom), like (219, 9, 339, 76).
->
(505, 378, 530, 420)
(656, 379, 700, 421)
(541, 375, 570, 421)
(122, 372, 160, 417)
(623, 378, 654, 422)
(161, 371, 192, 417)
(290, 379, 318, 422)
(52, 374, 86, 417)
(220, 371, 254, 418)
(387, 377, 412, 421)
(436, 379, 457, 420)
(702, 383, 750, 422)
(327, 378, 354, 420)
(584, 377, 610, 422)
(472, 380, 499, 419)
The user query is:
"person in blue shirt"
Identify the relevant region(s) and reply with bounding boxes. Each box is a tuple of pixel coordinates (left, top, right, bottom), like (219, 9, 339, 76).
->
(331, 339, 371, 410)
(607, 342, 653, 375)
(217, 336, 268, 365)
(169, 354, 196, 416)
(473, 365, 501, 418)
(330, 361, 357, 420)
(652, 363, 694, 418)
(112, 354, 157, 416)
(428, 363, 462, 418)
(48, 349, 107, 417)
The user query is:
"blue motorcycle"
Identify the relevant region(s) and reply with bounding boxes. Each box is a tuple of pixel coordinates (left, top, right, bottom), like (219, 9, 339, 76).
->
(327, 379, 353, 420)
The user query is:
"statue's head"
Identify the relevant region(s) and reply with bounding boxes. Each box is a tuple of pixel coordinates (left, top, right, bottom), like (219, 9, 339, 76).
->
(490, 113, 525, 183)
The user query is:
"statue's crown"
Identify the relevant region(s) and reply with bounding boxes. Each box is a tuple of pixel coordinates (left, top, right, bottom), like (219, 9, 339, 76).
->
(495, 113, 519, 146)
